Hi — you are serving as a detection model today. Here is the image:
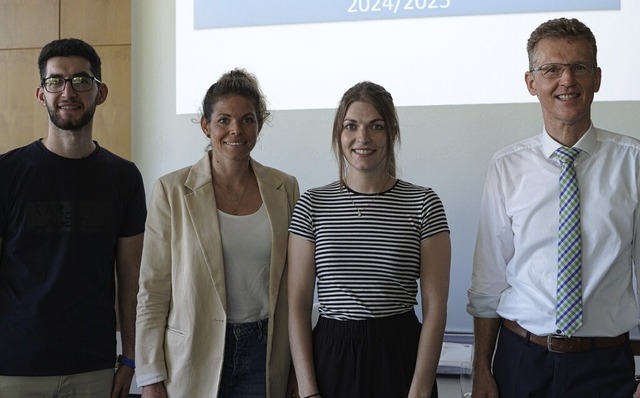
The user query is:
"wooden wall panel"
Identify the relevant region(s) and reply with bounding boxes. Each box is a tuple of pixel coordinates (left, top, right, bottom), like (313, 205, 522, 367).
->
(0, 49, 49, 153)
(91, 45, 131, 158)
(0, 0, 59, 49)
(60, 0, 131, 45)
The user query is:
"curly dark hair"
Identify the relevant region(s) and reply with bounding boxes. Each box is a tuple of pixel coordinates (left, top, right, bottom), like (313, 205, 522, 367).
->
(200, 68, 270, 131)
(38, 38, 102, 80)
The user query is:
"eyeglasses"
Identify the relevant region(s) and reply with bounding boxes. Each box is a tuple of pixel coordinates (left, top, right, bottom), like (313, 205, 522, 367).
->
(530, 62, 596, 79)
(41, 76, 102, 93)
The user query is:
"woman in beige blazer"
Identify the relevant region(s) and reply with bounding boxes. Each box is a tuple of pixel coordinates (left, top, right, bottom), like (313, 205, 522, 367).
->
(136, 69, 299, 397)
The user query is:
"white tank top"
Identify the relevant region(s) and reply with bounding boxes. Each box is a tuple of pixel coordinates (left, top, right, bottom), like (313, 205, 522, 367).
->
(217, 204, 272, 323)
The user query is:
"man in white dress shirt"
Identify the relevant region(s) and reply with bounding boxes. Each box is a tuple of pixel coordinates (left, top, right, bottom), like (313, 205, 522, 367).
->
(467, 17, 640, 398)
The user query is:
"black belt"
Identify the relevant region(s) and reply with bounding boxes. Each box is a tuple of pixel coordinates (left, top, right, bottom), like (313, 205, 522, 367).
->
(502, 319, 628, 353)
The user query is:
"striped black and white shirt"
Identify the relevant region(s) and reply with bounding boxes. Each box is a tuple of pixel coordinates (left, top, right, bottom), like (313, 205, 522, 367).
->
(289, 179, 449, 320)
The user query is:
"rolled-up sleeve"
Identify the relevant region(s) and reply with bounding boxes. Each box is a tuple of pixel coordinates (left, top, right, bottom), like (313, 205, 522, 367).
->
(467, 160, 512, 318)
(136, 179, 172, 386)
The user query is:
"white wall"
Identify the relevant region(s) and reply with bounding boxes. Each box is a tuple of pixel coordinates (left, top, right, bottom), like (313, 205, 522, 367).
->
(132, 0, 640, 333)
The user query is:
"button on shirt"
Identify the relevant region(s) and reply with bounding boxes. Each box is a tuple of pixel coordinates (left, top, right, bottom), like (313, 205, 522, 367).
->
(467, 126, 640, 337)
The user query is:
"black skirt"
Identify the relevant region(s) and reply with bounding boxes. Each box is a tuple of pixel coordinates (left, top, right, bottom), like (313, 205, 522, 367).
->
(312, 311, 438, 398)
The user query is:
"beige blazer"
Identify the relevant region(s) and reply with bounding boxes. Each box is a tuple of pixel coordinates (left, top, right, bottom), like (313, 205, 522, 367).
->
(136, 155, 299, 397)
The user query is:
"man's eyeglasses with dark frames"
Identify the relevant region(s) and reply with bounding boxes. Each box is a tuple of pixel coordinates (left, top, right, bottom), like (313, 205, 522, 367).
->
(40, 76, 102, 93)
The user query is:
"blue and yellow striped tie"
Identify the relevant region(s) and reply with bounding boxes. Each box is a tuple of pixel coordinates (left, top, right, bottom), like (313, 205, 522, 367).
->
(555, 146, 583, 337)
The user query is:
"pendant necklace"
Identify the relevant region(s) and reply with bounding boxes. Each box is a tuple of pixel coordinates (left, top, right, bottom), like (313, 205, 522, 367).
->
(344, 174, 391, 218)
(214, 175, 250, 215)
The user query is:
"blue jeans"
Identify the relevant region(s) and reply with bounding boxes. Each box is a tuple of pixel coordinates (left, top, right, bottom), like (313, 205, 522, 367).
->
(219, 318, 268, 398)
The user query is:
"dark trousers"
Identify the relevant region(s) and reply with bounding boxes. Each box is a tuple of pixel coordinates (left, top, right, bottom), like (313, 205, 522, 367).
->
(313, 311, 438, 398)
(493, 325, 636, 398)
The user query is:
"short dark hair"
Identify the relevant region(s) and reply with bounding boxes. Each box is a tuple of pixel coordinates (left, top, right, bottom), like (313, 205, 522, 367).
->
(200, 68, 270, 131)
(527, 18, 597, 70)
(38, 38, 102, 80)
(332, 81, 400, 184)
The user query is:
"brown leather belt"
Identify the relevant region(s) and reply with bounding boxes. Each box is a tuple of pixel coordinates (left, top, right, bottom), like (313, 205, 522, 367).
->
(502, 319, 628, 353)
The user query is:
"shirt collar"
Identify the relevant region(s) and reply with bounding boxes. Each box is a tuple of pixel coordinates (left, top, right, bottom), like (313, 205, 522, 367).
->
(542, 124, 597, 160)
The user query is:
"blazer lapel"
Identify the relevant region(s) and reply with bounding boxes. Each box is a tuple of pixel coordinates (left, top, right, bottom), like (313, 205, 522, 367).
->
(252, 159, 290, 315)
(184, 154, 227, 310)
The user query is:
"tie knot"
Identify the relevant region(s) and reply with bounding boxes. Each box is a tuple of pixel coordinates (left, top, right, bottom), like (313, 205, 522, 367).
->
(555, 146, 580, 165)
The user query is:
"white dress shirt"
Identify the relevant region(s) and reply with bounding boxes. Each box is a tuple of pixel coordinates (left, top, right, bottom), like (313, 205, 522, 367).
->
(467, 125, 640, 337)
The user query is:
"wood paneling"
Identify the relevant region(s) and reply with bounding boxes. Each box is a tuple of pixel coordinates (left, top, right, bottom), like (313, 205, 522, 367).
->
(0, 0, 59, 49)
(91, 45, 131, 158)
(60, 0, 131, 45)
(0, 49, 49, 152)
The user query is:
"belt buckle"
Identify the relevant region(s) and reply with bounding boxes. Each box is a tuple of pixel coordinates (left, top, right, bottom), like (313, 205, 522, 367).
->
(547, 334, 569, 353)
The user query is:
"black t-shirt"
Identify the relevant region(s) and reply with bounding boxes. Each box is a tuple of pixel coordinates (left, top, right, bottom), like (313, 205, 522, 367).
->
(0, 140, 146, 376)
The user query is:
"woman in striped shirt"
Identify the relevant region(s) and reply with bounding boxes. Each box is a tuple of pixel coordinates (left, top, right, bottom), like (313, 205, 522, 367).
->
(288, 81, 451, 398)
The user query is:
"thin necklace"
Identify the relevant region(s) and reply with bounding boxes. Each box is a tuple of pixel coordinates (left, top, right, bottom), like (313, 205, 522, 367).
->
(214, 175, 250, 215)
(344, 174, 391, 218)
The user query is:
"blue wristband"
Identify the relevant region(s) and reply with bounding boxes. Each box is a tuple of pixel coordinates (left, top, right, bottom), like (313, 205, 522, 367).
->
(117, 354, 135, 369)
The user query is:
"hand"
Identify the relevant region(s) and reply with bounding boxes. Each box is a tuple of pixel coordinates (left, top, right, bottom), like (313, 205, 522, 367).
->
(471, 368, 500, 398)
(141, 382, 168, 398)
(287, 365, 299, 398)
(633, 381, 640, 398)
(110, 365, 134, 398)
